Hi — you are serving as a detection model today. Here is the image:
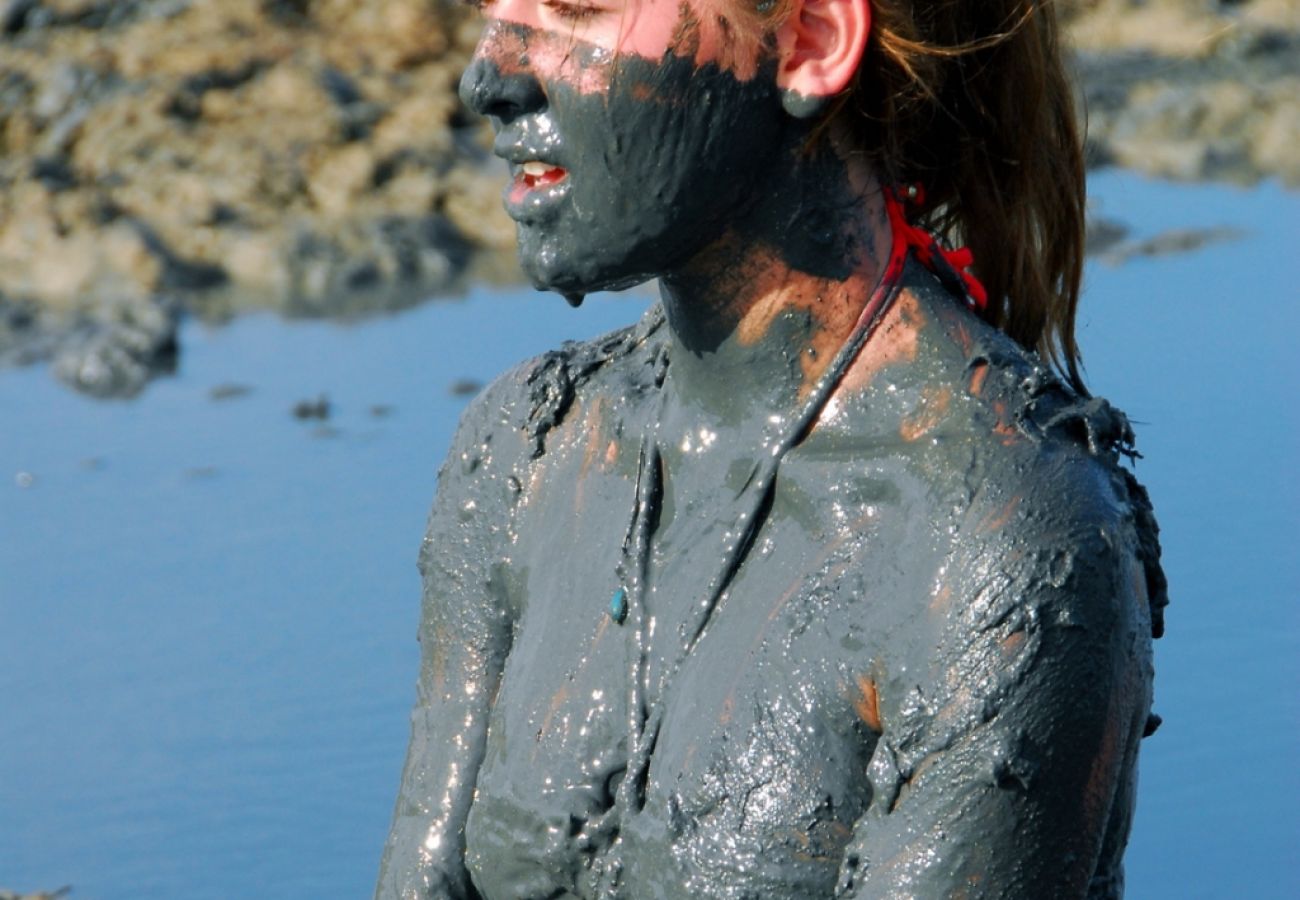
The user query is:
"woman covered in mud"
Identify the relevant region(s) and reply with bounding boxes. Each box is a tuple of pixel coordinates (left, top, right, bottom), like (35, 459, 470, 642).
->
(377, 0, 1166, 896)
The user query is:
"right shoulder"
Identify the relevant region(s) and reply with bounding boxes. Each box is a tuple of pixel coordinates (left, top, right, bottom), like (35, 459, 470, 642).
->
(434, 301, 667, 501)
(421, 303, 666, 584)
(450, 301, 668, 468)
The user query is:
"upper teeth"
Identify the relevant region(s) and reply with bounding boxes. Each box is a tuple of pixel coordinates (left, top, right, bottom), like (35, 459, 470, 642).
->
(522, 161, 554, 175)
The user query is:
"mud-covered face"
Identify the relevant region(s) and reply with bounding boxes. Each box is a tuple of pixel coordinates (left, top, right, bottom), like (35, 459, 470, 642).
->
(459, 0, 789, 296)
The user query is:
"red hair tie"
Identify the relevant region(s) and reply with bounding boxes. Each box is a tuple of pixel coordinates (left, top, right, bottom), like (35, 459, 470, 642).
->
(883, 184, 988, 312)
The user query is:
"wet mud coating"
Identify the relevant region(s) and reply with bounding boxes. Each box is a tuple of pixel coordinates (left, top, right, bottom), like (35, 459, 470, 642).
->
(376, 7, 1165, 900)
(375, 274, 1165, 899)
(456, 18, 790, 301)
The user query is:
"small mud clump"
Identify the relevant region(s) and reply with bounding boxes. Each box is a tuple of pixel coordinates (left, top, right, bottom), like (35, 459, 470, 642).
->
(292, 394, 331, 420)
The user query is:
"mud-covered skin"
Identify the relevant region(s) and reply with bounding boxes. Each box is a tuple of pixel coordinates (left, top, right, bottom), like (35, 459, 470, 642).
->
(378, 1, 1162, 894)
(375, 261, 1163, 899)
(457, 17, 825, 302)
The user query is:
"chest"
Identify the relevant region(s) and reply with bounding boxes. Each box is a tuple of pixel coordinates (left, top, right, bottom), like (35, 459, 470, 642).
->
(464, 442, 944, 898)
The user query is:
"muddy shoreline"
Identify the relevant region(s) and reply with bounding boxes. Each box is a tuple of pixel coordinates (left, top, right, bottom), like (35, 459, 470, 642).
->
(0, 0, 1295, 397)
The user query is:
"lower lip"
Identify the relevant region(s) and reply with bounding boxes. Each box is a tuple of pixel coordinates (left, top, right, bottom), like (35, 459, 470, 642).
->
(505, 169, 570, 217)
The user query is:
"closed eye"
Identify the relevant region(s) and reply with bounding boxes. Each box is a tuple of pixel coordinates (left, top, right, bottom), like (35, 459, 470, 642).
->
(541, 0, 604, 21)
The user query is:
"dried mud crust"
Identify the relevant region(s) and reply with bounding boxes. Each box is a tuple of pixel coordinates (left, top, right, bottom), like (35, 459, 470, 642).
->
(0, 0, 515, 394)
(0, 0, 1295, 396)
(1064, 0, 1300, 186)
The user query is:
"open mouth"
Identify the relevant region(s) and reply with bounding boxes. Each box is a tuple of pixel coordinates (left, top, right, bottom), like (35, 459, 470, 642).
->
(517, 161, 567, 190)
(506, 160, 570, 214)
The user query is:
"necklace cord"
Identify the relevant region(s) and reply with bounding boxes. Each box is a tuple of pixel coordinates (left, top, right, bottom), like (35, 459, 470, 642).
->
(611, 235, 916, 837)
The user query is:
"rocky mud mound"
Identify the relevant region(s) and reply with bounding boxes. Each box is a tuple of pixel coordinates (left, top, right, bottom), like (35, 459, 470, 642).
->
(0, 0, 513, 395)
(1065, 0, 1299, 185)
(0, 0, 1296, 396)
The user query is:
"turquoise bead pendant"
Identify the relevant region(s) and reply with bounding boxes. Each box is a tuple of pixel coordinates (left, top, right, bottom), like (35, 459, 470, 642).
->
(609, 587, 628, 625)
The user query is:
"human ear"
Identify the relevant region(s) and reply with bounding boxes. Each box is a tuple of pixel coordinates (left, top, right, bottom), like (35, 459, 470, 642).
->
(772, 0, 871, 118)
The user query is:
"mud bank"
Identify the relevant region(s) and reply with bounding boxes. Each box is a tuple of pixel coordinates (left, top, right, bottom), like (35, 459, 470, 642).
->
(0, 0, 1294, 396)
(0, 888, 69, 900)
(1066, 0, 1299, 185)
(0, 0, 515, 395)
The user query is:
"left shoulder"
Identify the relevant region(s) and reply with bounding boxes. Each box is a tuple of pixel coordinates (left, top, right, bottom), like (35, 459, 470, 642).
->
(824, 261, 1141, 510)
(814, 260, 1168, 635)
(923, 268, 1168, 642)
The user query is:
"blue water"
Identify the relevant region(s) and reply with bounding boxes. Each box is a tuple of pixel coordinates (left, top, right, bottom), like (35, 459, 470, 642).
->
(1, 172, 1296, 898)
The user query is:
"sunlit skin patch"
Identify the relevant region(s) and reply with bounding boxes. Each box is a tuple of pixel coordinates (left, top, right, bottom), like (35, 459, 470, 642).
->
(683, 122, 894, 354)
(680, 234, 886, 398)
(469, 12, 619, 95)
(927, 295, 979, 357)
(528, 610, 616, 761)
(853, 673, 882, 733)
(718, 692, 735, 725)
(730, 256, 868, 353)
(899, 384, 954, 442)
(1082, 681, 1127, 862)
(1000, 628, 1027, 660)
(471, 0, 761, 86)
(990, 399, 1020, 445)
(837, 289, 926, 394)
(977, 494, 1022, 533)
(525, 456, 548, 497)
(668, 0, 767, 81)
(537, 682, 570, 743)
(928, 582, 953, 616)
(573, 398, 606, 512)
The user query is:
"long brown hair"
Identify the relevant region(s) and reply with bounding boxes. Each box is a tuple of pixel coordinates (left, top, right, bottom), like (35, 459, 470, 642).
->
(737, 0, 1087, 392)
(856, 1, 1087, 393)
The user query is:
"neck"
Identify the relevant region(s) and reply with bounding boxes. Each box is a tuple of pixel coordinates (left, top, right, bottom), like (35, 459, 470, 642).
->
(656, 128, 893, 424)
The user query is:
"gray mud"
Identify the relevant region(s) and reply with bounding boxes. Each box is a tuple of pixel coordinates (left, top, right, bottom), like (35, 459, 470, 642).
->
(378, 273, 1166, 899)
(375, 13, 1166, 895)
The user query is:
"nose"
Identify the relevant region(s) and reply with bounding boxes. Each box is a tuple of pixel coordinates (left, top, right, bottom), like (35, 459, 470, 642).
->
(459, 53, 546, 123)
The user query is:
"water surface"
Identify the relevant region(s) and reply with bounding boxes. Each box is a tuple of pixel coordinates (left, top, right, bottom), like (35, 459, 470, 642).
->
(2, 172, 1296, 898)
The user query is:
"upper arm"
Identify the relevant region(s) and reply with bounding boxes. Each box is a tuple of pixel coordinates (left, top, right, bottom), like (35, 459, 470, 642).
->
(376, 372, 530, 899)
(838, 462, 1155, 899)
